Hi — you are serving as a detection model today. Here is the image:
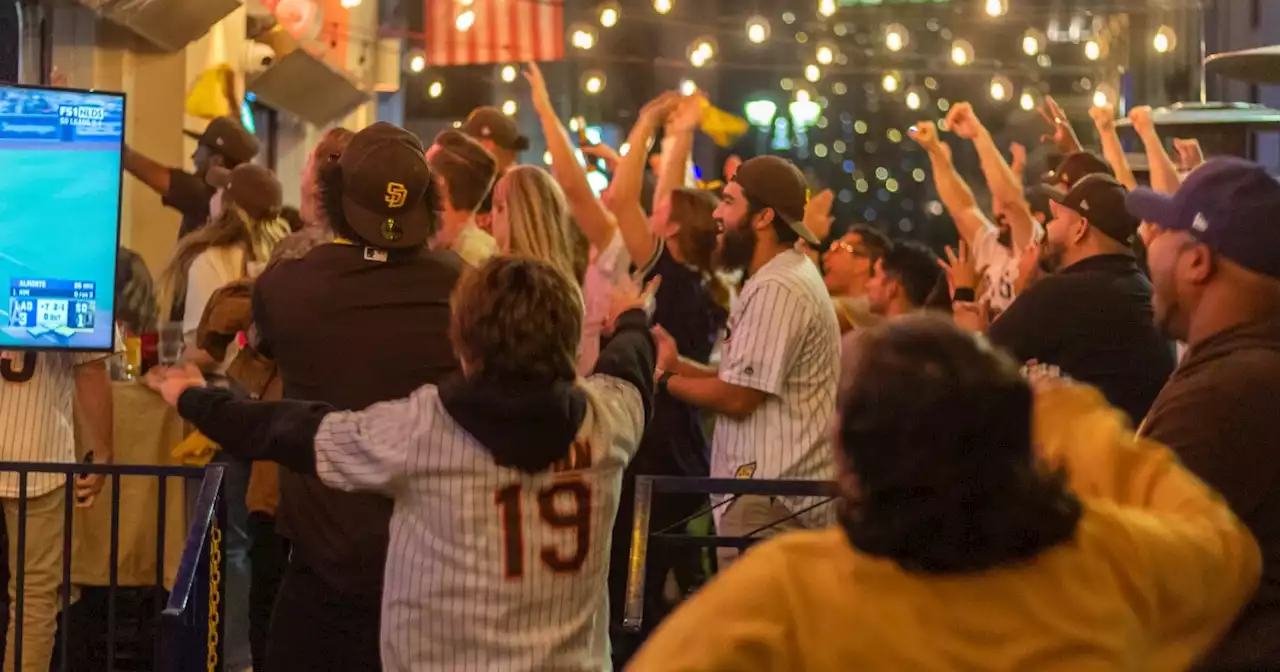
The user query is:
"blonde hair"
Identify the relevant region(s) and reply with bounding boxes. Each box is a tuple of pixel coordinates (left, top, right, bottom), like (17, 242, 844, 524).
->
(162, 203, 290, 309)
(493, 166, 587, 285)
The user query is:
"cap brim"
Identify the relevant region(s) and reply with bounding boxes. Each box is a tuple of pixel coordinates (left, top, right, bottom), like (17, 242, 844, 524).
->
(184, 129, 203, 141)
(341, 196, 433, 250)
(1125, 188, 1179, 229)
(775, 212, 820, 246)
(1029, 183, 1069, 203)
(510, 136, 531, 152)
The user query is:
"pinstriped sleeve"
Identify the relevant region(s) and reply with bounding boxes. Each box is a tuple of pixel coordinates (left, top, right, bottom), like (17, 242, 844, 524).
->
(719, 280, 810, 396)
(313, 386, 434, 495)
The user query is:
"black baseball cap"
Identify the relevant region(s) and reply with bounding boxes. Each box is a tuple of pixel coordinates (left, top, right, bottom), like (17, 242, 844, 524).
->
(336, 122, 435, 250)
(1126, 157, 1280, 279)
(733, 155, 820, 246)
(1039, 173, 1140, 245)
(1041, 151, 1114, 189)
(462, 107, 531, 152)
(185, 116, 260, 165)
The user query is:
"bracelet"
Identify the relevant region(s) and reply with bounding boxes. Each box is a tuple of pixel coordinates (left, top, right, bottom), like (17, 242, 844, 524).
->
(657, 370, 675, 395)
(953, 287, 976, 302)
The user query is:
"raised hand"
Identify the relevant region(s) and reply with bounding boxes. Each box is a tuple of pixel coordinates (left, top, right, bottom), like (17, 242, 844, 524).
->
(1009, 142, 1028, 184)
(1089, 103, 1117, 132)
(523, 62, 554, 115)
(723, 155, 743, 181)
(1036, 95, 1083, 153)
(1128, 105, 1156, 137)
(803, 189, 835, 242)
(639, 91, 683, 129)
(939, 240, 978, 294)
(668, 94, 704, 134)
(952, 298, 991, 334)
(1173, 138, 1204, 171)
(908, 121, 942, 153)
(945, 102, 983, 139)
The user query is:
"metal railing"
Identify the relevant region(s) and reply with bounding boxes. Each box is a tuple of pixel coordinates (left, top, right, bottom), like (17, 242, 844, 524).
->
(0, 461, 221, 671)
(622, 476, 837, 633)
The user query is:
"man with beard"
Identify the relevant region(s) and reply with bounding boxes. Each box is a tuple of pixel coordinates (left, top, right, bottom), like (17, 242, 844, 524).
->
(1128, 158, 1280, 670)
(651, 156, 841, 567)
(987, 174, 1174, 424)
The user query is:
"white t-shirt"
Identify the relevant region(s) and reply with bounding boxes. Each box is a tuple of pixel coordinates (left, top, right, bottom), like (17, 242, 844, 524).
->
(313, 374, 645, 670)
(183, 246, 250, 374)
(970, 224, 1020, 313)
(577, 231, 631, 376)
(712, 249, 840, 524)
(451, 224, 500, 268)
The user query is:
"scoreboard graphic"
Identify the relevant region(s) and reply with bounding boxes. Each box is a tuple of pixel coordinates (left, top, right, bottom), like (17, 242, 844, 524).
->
(7, 278, 97, 338)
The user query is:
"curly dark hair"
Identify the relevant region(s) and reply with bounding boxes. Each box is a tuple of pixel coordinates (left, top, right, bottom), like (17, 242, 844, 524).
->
(838, 314, 1081, 574)
(450, 256, 583, 383)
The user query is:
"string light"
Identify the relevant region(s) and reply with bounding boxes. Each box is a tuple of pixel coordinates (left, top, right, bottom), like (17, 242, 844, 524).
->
(832, 81, 848, 95)
(924, 76, 938, 90)
(746, 16, 770, 44)
(408, 53, 426, 73)
(570, 24, 597, 50)
(905, 86, 923, 110)
(818, 0, 836, 18)
(806, 64, 822, 83)
(780, 77, 794, 91)
(1022, 28, 1044, 56)
(782, 11, 796, 25)
(428, 80, 444, 98)
(984, 0, 1007, 17)
(500, 65, 516, 82)
(653, 0, 672, 15)
(950, 39, 974, 66)
(882, 71, 901, 93)
(689, 37, 715, 67)
(1085, 39, 1101, 60)
(989, 75, 1013, 102)
(679, 79, 697, 96)
(1154, 25, 1177, 53)
(455, 9, 475, 31)
(795, 89, 812, 103)
(1093, 83, 1116, 108)
(816, 42, 836, 65)
(598, 1, 620, 28)
(569, 118, 580, 132)
(582, 71, 606, 94)
(885, 24, 909, 52)
(340, 0, 361, 8)
(1020, 89, 1035, 110)
(452, 120, 462, 128)
(502, 99, 517, 116)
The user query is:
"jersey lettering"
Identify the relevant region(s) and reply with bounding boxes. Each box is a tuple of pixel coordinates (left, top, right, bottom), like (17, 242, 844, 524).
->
(1, 352, 37, 383)
(494, 477, 593, 579)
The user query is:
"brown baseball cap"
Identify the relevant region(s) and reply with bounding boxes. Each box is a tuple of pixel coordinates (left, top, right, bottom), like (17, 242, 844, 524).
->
(461, 106, 531, 152)
(732, 155, 819, 245)
(335, 122, 435, 250)
(1040, 151, 1114, 189)
(206, 163, 282, 221)
(185, 116, 260, 165)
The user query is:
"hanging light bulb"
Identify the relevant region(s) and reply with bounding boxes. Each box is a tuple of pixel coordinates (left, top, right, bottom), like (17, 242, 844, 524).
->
(427, 80, 444, 98)
(1022, 28, 1045, 56)
(885, 23, 909, 52)
(1153, 25, 1177, 53)
(407, 51, 426, 73)
(340, 0, 361, 8)
(1093, 83, 1117, 108)
(816, 41, 837, 65)
(818, 0, 836, 18)
(984, 0, 1007, 17)
(950, 39, 975, 66)
(455, 9, 475, 31)
(679, 79, 697, 96)
(1020, 89, 1035, 111)
(582, 70, 606, 95)
(653, 0, 672, 15)
(882, 70, 901, 93)
(598, 1, 620, 28)
(500, 64, 517, 82)
(570, 24, 598, 50)
(501, 99, 518, 116)
(805, 64, 822, 83)
(688, 37, 715, 67)
(989, 75, 1013, 102)
(1085, 39, 1101, 60)
(746, 16, 770, 44)
(905, 86, 924, 111)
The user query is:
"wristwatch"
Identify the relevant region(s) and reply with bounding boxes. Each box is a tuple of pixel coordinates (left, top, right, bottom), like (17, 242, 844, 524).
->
(656, 369, 675, 394)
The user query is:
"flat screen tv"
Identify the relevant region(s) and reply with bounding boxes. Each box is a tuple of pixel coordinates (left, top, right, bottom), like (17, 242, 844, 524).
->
(0, 83, 125, 352)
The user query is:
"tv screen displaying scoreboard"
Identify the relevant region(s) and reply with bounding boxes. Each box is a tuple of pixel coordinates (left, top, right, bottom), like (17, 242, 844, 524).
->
(0, 83, 125, 352)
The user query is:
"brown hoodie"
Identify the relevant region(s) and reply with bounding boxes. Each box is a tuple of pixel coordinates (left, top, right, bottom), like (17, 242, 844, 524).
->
(1140, 318, 1280, 670)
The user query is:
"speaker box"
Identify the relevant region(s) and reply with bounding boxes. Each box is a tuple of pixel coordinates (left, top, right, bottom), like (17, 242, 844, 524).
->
(247, 27, 368, 126)
(75, 0, 243, 52)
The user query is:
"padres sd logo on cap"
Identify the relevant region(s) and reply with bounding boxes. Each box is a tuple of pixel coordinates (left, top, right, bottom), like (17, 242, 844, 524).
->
(385, 182, 408, 208)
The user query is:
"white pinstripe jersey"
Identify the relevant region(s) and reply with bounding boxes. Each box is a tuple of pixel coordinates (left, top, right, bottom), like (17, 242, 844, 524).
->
(311, 373, 645, 671)
(712, 249, 840, 523)
(0, 350, 103, 498)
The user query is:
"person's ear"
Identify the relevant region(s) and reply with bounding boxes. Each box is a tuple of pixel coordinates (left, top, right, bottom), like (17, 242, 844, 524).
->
(1070, 216, 1090, 245)
(753, 207, 775, 232)
(1183, 242, 1216, 286)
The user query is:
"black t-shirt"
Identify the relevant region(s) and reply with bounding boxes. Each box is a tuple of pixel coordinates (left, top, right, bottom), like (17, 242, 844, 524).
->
(165, 168, 216, 239)
(630, 242, 727, 477)
(988, 253, 1175, 424)
(253, 242, 462, 596)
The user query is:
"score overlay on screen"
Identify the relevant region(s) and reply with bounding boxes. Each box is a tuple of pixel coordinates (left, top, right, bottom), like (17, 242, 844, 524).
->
(0, 85, 124, 351)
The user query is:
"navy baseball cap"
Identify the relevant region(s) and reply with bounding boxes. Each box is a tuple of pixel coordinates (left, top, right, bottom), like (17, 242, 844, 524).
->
(1126, 157, 1280, 279)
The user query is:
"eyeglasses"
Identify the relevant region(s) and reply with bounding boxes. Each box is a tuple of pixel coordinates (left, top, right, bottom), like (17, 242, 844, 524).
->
(828, 240, 871, 257)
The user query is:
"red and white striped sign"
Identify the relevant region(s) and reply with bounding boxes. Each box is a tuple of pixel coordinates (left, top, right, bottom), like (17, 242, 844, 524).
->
(425, 0, 565, 66)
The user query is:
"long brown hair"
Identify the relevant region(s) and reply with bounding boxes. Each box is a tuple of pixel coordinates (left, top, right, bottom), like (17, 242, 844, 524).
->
(161, 203, 289, 311)
(669, 188, 730, 310)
